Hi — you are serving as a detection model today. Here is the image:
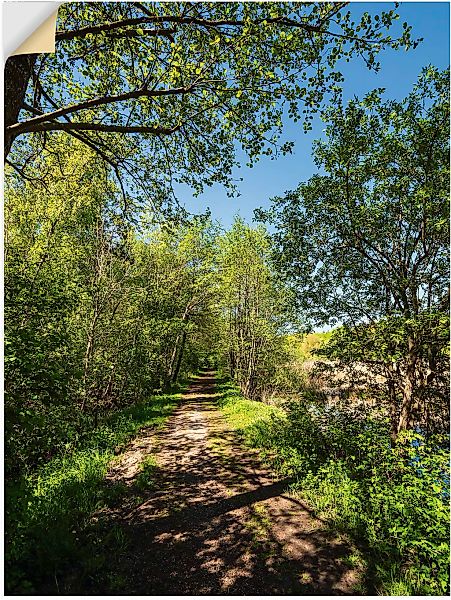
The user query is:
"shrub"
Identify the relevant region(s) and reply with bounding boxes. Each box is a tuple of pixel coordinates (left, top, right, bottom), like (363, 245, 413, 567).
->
(217, 381, 450, 595)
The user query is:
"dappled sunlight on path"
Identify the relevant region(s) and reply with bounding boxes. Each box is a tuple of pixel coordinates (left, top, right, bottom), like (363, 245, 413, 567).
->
(95, 372, 360, 594)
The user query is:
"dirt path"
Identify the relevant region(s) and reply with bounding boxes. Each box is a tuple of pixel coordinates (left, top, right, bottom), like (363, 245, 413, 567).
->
(97, 372, 360, 594)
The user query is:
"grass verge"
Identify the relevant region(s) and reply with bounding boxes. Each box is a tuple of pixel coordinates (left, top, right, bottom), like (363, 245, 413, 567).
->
(6, 387, 183, 594)
(216, 379, 284, 433)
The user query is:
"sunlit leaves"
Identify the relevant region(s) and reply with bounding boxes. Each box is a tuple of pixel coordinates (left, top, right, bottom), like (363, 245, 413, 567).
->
(11, 2, 417, 211)
(257, 67, 449, 435)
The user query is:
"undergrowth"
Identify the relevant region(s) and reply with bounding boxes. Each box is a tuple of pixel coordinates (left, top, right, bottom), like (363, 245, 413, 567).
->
(216, 379, 450, 596)
(5, 388, 183, 594)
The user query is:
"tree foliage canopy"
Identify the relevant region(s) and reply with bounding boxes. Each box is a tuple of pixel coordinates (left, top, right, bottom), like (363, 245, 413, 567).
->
(257, 66, 450, 435)
(6, 1, 417, 209)
(257, 66, 449, 327)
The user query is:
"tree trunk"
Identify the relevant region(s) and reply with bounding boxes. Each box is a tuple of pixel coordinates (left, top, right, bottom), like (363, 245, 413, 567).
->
(4, 54, 37, 158)
(396, 337, 418, 435)
(168, 306, 190, 383)
(172, 331, 187, 383)
(385, 362, 399, 442)
(168, 335, 180, 382)
(81, 313, 98, 412)
(229, 349, 236, 378)
(243, 337, 258, 398)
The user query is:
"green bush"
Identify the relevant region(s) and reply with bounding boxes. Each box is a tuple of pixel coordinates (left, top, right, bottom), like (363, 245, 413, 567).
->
(217, 381, 450, 595)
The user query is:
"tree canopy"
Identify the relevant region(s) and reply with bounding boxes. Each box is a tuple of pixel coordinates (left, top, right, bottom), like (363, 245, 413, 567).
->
(257, 66, 450, 436)
(5, 1, 417, 210)
(258, 66, 449, 326)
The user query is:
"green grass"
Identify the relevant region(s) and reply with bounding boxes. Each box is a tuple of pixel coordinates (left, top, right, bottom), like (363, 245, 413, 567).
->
(215, 378, 450, 596)
(5, 388, 183, 594)
(135, 454, 159, 491)
(216, 380, 284, 432)
(245, 502, 273, 546)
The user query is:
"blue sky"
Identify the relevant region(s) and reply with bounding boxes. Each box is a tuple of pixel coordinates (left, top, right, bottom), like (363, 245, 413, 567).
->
(178, 2, 450, 228)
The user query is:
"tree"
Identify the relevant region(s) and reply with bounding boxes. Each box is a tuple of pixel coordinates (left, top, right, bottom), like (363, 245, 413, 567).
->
(146, 216, 219, 386)
(217, 218, 294, 398)
(4, 137, 114, 472)
(4, 134, 219, 476)
(257, 67, 450, 437)
(5, 2, 416, 209)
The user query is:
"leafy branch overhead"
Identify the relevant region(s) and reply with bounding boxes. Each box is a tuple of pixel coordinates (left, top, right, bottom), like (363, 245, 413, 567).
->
(5, 1, 418, 207)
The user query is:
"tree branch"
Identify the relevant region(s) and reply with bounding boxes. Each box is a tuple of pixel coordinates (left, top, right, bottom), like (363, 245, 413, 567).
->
(64, 128, 128, 208)
(55, 13, 402, 48)
(9, 85, 196, 134)
(55, 15, 325, 43)
(56, 19, 176, 41)
(100, 28, 175, 42)
(5, 158, 48, 185)
(7, 120, 182, 136)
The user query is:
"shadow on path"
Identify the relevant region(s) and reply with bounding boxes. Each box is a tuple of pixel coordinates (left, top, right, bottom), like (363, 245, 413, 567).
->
(72, 372, 361, 594)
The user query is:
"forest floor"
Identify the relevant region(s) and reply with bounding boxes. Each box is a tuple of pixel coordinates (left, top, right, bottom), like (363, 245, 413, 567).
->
(72, 371, 362, 594)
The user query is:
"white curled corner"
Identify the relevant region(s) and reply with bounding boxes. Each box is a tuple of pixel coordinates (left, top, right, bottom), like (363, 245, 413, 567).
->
(3, 1, 60, 61)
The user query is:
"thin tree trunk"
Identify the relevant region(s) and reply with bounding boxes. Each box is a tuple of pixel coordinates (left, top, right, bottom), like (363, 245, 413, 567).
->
(168, 336, 180, 382)
(396, 336, 418, 435)
(229, 349, 236, 378)
(81, 219, 105, 412)
(81, 307, 99, 412)
(172, 331, 187, 383)
(386, 364, 399, 442)
(168, 305, 190, 384)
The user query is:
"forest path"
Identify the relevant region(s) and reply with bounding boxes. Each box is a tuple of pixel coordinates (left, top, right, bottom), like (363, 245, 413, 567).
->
(101, 371, 360, 594)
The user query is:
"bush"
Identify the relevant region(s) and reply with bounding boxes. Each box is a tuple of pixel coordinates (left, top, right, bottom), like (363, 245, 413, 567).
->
(217, 382, 450, 595)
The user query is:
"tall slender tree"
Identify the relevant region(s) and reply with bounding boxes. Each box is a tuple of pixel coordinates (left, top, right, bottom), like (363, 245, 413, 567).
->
(217, 218, 293, 398)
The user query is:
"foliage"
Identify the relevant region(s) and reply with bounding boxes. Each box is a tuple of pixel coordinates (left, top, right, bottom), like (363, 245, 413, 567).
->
(5, 390, 181, 594)
(6, 2, 417, 208)
(135, 455, 159, 492)
(285, 331, 333, 362)
(264, 332, 335, 394)
(317, 313, 450, 435)
(216, 217, 298, 398)
(5, 140, 218, 479)
(149, 216, 220, 385)
(217, 381, 450, 595)
(259, 66, 449, 327)
(257, 67, 450, 436)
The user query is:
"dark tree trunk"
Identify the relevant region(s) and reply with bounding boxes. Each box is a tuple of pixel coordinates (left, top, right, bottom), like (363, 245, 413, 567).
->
(396, 336, 418, 435)
(229, 349, 236, 379)
(168, 307, 190, 383)
(4, 54, 37, 158)
(387, 369, 399, 443)
(168, 335, 180, 382)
